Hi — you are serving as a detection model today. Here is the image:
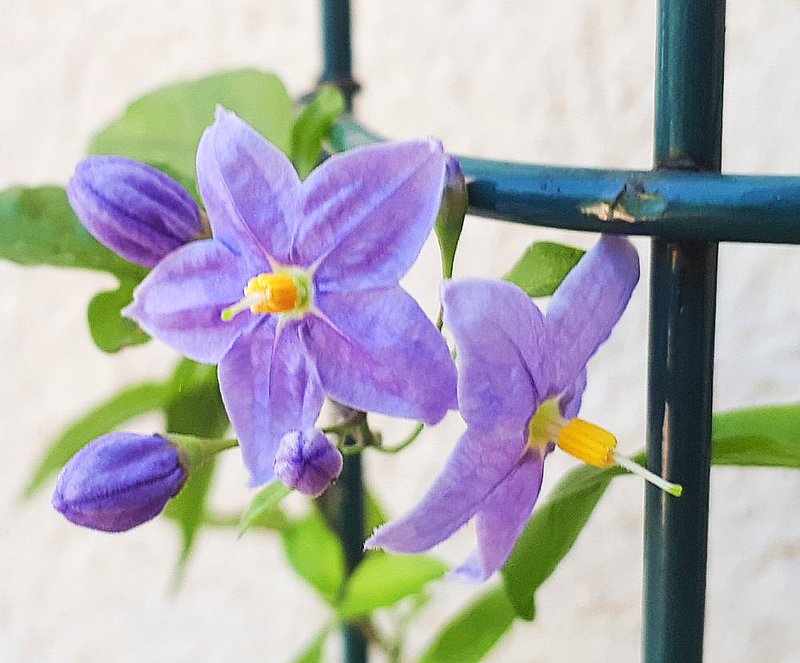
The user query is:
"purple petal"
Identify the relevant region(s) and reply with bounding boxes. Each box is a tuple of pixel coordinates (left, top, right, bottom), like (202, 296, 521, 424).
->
(365, 425, 526, 553)
(274, 429, 343, 497)
(559, 367, 587, 419)
(196, 107, 301, 267)
(68, 156, 204, 267)
(295, 140, 446, 291)
(451, 450, 544, 581)
(219, 320, 325, 486)
(442, 279, 549, 429)
(301, 287, 456, 424)
(124, 239, 251, 363)
(53, 433, 186, 532)
(546, 235, 639, 392)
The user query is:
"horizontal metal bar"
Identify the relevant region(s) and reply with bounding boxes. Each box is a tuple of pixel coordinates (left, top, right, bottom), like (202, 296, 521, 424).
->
(330, 120, 800, 244)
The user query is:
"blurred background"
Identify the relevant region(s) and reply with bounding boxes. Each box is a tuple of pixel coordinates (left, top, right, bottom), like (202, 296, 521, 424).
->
(3, 0, 800, 660)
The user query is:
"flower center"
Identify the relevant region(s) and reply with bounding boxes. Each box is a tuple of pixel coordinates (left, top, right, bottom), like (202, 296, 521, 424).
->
(526, 398, 682, 495)
(526, 398, 615, 468)
(221, 270, 311, 322)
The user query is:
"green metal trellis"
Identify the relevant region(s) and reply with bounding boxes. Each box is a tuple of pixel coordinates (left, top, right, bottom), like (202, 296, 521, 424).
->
(319, 0, 798, 661)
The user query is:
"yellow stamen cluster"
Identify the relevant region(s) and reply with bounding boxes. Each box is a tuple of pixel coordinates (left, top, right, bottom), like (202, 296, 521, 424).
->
(556, 418, 618, 468)
(221, 271, 306, 322)
(244, 273, 298, 314)
(526, 397, 682, 496)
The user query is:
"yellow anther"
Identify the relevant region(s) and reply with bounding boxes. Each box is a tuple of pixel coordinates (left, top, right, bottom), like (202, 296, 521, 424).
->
(557, 418, 617, 468)
(244, 273, 298, 314)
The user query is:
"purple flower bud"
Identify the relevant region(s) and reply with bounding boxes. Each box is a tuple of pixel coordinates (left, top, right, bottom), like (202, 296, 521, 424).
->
(67, 156, 207, 267)
(53, 433, 187, 532)
(274, 430, 343, 498)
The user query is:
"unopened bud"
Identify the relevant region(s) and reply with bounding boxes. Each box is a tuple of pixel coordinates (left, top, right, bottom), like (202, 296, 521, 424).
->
(53, 433, 187, 532)
(274, 430, 343, 498)
(67, 156, 207, 267)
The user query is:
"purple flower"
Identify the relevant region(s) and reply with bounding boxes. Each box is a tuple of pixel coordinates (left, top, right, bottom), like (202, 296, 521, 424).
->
(53, 433, 187, 532)
(274, 430, 343, 497)
(366, 235, 641, 581)
(67, 156, 207, 267)
(124, 108, 457, 485)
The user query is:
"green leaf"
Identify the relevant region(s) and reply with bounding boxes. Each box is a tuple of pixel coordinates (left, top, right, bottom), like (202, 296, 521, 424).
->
(501, 463, 615, 620)
(23, 382, 168, 497)
(282, 510, 346, 604)
(163, 368, 230, 585)
(338, 553, 447, 620)
(239, 481, 292, 536)
(87, 278, 149, 352)
(417, 587, 516, 663)
(0, 186, 144, 278)
(165, 458, 217, 588)
(291, 86, 346, 179)
(364, 490, 388, 537)
(712, 404, 800, 468)
(504, 241, 585, 297)
(90, 69, 294, 188)
(292, 627, 330, 663)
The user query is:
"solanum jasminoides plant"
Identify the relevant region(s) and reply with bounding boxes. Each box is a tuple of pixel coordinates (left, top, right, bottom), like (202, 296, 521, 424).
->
(8, 69, 797, 663)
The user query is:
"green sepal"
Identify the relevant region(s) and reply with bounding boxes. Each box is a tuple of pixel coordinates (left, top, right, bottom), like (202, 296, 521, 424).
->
(337, 553, 447, 620)
(291, 85, 346, 179)
(0, 185, 145, 278)
(504, 241, 585, 297)
(87, 277, 149, 353)
(238, 481, 292, 537)
(89, 69, 295, 189)
(417, 586, 516, 663)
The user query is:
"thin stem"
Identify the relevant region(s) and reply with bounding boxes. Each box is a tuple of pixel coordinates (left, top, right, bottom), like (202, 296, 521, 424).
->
(374, 423, 425, 454)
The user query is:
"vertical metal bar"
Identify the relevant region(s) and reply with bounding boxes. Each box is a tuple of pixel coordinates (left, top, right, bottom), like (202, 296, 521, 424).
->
(320, 3, 363, 659)
(320, 0, 359, 109)
(645, 0, 725, 661)
(339, 453, 368, 663)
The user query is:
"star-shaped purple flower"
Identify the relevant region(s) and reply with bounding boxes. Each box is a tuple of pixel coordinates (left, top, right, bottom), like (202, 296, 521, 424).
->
(124, 108, 457, 485)
(366, 235, 640, 580)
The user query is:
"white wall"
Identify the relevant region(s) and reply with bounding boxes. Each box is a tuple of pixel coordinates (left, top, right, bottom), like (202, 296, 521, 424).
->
(2, 1, 800, 661)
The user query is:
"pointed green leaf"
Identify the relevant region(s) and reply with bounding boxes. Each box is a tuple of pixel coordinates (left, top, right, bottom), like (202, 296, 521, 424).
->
(90, 69, 294, 187)
(504, 241, 585, 297)
(163, 368, 230, 585)
(292, 626, 330, 663)
(283, 511, 346, 604)
(291, 86, 346, 179)
(239, 482, 292, 536)
(712, 404, 800, 468)
(418, 587, 516, 663)
(338, 553, 447, 620)
(501, 463, 615, 620)
(87, 278, 149, 353)
(0, 186, 144, 278)
(23, 382, 168, 497)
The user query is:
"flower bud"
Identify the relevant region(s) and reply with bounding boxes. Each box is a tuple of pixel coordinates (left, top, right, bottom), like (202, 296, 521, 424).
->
(434, 155, 468, 279)
(53, 433, 187, 532)
(274, 430, 343, 498)
(67, 156, 207, 267)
